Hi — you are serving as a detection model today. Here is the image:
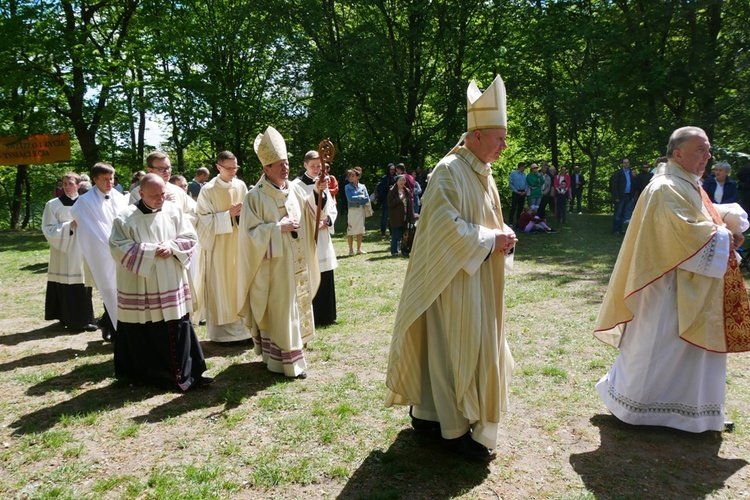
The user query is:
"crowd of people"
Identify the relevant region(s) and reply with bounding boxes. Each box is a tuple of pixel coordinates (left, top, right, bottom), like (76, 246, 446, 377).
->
(506, 161, 586, 230)
(40, 74, 750, 463)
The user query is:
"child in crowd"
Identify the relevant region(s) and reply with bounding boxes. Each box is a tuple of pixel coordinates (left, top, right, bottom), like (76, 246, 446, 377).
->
(518, 205, 556, 233)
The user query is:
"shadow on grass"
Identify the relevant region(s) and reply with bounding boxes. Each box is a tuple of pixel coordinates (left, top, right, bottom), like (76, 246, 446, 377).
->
(25, 356, 114, 396)
(337, 429, 490, 499)
(20, 262, 48, 274)
(10, 368, 157, 435)
(11, 361, 282, 434)
(0, 230, 48, 253)
(0, 323, 77, 345)
(132, 361, 282, 423)
(570, 414, 747, 498)
(0, 340, 111, 373)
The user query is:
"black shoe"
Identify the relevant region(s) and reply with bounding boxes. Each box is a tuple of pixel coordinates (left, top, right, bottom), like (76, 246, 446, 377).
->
(196, 376, 214, 387)
(409, 407, 441, 433)
(411, 417, 441, 433)
(295, 372, 307, 379)
(443, 432, 496, 461)
(83, 324, 98, 332)
(724, 421, 735, 432)
(101, 326, 112, 342)
(214, 338, 253, 347)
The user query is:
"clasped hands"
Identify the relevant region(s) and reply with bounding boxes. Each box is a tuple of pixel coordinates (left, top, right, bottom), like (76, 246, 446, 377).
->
(493, 228, 518, 254)
(155, 242, 173, 258)
(229, 202, 242, 217)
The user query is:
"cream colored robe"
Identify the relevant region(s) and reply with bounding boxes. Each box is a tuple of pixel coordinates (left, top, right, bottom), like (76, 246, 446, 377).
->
(237, 176, 325, 351)
(594, 161, 748, 352)
(110, 201, 197, 324)
(42, 196, 85, 285)
(195, 177, 248, 332)
(385, 146, 514, 426)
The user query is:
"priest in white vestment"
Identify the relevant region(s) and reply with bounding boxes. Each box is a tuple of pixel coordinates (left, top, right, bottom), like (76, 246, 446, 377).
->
(110, 174, 208, 391)
(237, 126, 329, 379)
(195, 150, 251, 343)
(385, 75, 518, 460)
(594, 126, 750, 433)
(292, 150, 339, 327)
(42, 172, 97, 332)
(70, 162, 129, 341)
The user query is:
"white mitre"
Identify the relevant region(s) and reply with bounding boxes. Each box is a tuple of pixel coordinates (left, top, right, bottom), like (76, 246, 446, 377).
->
(254, 126, 288, 166)
(466, 74, 507, 131)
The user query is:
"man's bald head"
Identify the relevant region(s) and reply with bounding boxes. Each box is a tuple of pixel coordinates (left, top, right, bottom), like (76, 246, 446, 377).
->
(139, 173, 167, 210)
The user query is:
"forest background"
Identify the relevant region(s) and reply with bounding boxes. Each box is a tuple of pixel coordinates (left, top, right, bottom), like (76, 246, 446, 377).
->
(1, 0, 749, 229)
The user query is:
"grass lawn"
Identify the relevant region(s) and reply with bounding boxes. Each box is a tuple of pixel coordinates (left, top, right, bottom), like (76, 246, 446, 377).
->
(0, 210, 748, 499)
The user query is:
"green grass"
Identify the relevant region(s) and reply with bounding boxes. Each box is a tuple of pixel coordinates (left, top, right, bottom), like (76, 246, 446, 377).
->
(0, 214, 749, 499)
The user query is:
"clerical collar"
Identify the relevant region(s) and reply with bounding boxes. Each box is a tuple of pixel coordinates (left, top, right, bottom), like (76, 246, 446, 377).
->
(137, 199, 161, 214)
(301, 173, 316, 185)
(59, 194, 78, 206)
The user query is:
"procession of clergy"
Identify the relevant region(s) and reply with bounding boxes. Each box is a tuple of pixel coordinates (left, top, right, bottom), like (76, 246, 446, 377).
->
(41, 73, 750, 461)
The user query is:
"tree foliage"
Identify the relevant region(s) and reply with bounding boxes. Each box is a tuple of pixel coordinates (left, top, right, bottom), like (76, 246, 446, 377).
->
(1, 0, 749, 225)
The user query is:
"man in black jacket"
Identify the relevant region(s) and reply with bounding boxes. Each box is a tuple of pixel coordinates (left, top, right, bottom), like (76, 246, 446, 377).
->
(610, 158, 633, 234)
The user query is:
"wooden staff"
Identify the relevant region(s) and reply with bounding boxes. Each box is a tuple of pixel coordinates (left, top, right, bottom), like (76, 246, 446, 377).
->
(314, 138, 335, 242)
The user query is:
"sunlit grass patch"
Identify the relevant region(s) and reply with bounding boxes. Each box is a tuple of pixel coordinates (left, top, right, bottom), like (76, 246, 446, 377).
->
(115, 423, 141, 439)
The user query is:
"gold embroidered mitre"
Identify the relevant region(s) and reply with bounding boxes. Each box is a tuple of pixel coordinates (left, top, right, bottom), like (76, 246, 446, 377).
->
(254, 126, 288, 166)
(467, 74, 507, 131)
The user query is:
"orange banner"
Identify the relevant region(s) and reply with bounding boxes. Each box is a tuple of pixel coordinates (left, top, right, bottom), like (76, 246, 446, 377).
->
(0, 133, 71, 166)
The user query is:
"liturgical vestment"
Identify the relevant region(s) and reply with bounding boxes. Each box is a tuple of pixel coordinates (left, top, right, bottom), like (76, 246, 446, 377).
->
(42, 194, 95, 329)
(110, 200, 206, 391)
(195, 176, 250, 341)
(594, 160, 750, 432)
(385, 146, 515, 449)
(70, 186, 129, 329)
(237, 176, 324, 377)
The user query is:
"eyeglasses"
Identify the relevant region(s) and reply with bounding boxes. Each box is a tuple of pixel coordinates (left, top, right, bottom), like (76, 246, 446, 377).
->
(150, 167, 172, 172)
(218, 164, 239, 171)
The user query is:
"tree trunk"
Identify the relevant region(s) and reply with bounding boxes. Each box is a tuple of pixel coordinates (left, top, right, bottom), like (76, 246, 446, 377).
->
(22, 170, 31, 229)
(10, 165, 27, 230)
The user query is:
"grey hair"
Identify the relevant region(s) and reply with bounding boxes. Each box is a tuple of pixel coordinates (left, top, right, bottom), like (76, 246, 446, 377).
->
(714, 161, 731, 174)
(666, 126, 706, 158)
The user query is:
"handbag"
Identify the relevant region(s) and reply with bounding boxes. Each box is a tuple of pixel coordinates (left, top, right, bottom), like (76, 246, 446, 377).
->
(364, 201, 374, 218)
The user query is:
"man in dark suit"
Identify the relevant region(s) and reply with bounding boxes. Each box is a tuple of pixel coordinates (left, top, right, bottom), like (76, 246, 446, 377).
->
(634, 162, 654, 202)
(609, 158, 633, 234)
(570, 166, 586, 213)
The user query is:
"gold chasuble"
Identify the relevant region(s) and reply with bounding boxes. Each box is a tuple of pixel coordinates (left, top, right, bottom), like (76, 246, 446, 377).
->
(237, 176, 321, 351)
(594, 161, 750, 353)
(385, 147, 514, 424)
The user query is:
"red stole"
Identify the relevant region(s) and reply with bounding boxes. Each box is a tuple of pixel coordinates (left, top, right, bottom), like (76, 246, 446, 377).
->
(699, 187, 750, 352)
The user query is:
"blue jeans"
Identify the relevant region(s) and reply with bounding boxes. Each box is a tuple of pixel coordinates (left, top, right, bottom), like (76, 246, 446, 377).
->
(612, 197, 631, 233)
(390, 226, 405, 255)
